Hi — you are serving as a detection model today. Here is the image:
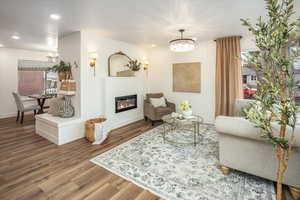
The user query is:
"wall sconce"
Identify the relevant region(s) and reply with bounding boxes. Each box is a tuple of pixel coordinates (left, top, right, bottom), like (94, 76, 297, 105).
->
(142, 56, 149, 70)
(89, 52, 98, 76)
(143, 60, 149, 70)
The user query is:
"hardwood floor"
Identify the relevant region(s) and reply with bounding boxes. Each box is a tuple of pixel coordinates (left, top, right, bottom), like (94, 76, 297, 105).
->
(0, 115, 163, 200)
(0, 115, 293, 200)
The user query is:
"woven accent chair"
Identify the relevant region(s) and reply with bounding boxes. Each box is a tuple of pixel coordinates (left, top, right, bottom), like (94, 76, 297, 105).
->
(12, 92, 40, 124)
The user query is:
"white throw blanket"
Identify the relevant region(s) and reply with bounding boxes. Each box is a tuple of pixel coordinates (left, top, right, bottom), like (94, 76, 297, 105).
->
(93, 122, 109, 145)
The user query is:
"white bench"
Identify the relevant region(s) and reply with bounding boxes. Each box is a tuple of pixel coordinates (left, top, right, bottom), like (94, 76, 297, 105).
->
(35, 113, 84, 145)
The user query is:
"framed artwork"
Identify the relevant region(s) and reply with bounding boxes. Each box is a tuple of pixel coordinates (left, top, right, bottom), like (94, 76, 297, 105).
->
(173, 62, 201, 93)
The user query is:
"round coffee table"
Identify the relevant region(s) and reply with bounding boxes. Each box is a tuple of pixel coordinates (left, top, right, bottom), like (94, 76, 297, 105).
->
(161, 114, 204, 146)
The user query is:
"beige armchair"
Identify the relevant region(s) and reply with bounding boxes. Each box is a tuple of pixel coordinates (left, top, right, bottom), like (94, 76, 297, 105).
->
(12, 92, 40, 124)
(216, 99, 300, 199)
(144, 93, 175, 126)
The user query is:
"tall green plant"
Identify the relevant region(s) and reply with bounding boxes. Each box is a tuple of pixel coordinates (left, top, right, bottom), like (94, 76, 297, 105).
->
(241, 0, 300, 199)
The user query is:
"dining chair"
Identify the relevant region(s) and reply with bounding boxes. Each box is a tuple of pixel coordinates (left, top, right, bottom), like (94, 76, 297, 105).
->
(12, 92, 40, 124)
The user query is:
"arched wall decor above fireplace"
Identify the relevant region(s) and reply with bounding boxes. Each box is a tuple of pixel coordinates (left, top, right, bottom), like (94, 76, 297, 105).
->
(108, 51, 141, 77)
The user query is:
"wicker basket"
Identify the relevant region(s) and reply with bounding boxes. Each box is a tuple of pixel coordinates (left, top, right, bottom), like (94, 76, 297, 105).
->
(60, 79, 76, 95)
(85, 118, 106, 142)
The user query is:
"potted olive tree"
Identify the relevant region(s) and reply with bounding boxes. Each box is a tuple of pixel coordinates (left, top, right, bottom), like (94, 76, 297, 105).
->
(241, 0, 300, 199)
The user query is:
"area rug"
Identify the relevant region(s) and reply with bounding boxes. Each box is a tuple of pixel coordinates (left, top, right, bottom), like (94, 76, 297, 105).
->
(91, 124, 275, 200)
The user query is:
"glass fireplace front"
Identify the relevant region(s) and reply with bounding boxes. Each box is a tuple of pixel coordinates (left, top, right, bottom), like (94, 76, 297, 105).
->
(115, 94, 137, 113)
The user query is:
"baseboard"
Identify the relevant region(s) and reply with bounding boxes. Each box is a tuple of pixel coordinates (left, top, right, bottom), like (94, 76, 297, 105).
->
(0, 112, 37, 119)
(0, 113, 17, 119)
(104, 115, 144, 133)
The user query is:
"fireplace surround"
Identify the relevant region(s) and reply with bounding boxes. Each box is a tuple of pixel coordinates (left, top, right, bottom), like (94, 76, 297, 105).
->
(115, 94, 137, 113)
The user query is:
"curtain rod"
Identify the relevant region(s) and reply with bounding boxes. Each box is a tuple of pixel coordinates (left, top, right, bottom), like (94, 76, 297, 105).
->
(214, 36, 243, 42)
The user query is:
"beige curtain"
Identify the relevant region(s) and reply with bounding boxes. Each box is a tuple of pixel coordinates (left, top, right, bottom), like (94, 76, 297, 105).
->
(215, 36, 243, 116)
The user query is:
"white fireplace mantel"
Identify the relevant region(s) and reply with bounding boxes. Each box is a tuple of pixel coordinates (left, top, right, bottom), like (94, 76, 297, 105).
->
(103, 76, 145, 131)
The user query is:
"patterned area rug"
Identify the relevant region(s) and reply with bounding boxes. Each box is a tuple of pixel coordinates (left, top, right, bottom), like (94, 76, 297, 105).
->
(91, 124, 275, 200)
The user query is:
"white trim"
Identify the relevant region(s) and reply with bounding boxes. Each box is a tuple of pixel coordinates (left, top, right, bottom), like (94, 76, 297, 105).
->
(0, 112, 36, 119)
(0, 112, 17, 119)
(105, 115, 143, 132)
(80, 30, 88, 120)
(35, 114, 83, 127)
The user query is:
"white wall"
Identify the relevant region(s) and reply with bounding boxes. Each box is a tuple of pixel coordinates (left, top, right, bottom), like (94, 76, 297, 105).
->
(56, 32, 257, 129)
(58, 32, 82, 117)
(80, 30, 148, 130)
(240, 36, 258, 52)
(147, 41, 216, 123)
(0, 48, 48, 118)
(147, 37, 256, 123)
(103, 77, 145, 130)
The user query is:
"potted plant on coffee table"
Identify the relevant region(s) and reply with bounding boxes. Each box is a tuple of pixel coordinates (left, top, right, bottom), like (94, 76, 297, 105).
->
(180, 101, 192, 118)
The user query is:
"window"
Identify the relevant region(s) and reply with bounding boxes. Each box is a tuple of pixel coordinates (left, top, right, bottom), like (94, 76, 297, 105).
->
(18, 71, 45, 95)
(290, 46, 300, 105)
(243, 75, 247, 84)
(17, 60, 58, 96)
(18, 71, 58, 96)
(241, 51, 258, 99)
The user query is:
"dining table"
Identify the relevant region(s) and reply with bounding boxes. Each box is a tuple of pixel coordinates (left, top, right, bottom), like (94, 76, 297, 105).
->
(28, 94, 55, 114)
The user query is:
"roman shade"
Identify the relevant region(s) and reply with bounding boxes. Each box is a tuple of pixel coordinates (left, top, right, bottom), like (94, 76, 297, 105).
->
(18, 60, 56, 71)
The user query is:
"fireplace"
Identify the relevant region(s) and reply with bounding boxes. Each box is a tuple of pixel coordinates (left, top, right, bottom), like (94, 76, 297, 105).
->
(115, 94, 137, 113)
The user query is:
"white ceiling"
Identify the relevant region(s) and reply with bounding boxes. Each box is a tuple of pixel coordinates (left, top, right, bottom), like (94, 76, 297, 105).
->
(0, 0, 298, 51)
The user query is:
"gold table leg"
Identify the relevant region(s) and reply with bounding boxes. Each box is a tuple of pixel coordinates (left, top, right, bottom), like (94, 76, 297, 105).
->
(289, 186, 300, 200)
(163, 123, 166, 144)
(194, 123, 196, 147)
(220, 166, 230, 175)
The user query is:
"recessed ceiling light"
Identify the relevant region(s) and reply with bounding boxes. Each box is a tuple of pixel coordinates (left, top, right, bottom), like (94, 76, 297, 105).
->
(50, 14, 61, 20)
(151, 44, 157, 48)
(11, 35, 20, 40)
(0, 44, 4, 47)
